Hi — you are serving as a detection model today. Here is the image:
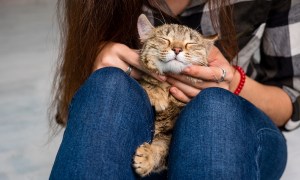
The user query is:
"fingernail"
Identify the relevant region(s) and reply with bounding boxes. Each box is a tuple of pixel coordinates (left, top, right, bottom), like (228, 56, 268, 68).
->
(183, 67, 190, 73)
(170, 87, 177, 94)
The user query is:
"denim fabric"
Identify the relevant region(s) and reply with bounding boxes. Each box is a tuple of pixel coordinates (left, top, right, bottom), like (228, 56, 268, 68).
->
(50, 67, 154, 179)
(50, 67, 287, 180)
(168, 88, 287, 180)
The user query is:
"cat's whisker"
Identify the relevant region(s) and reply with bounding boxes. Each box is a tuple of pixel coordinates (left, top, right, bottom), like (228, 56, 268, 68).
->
(195, 23, 202, 32)
(206, 57, 216, 61)
(140, 14, 166, 25)
(186, 76, 203, 85)
(151, 16, 166, 25)
(135, 49, 142, 54)
(193, 61, 208, 66)
(153, 1, 167, 24)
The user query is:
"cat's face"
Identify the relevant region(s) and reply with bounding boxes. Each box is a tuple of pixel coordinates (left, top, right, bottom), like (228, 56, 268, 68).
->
(137, 14, 216, 74)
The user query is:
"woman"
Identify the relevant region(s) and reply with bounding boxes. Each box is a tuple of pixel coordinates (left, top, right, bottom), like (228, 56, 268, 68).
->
(49, 0, 300, 179)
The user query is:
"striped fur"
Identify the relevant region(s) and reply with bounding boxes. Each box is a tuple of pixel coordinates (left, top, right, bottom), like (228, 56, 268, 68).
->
(133, 14, 215, 177)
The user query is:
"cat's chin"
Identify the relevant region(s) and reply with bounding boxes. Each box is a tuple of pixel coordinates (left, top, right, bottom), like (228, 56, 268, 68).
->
(156, 60, 190, 74)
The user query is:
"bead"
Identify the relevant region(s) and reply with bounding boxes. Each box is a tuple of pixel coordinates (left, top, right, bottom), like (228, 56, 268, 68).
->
(233, 66, 246, 95)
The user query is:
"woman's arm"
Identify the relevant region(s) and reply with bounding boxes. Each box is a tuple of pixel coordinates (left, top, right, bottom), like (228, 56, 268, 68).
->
(229, 67, 292, 126)
(167, 47, 293, 126)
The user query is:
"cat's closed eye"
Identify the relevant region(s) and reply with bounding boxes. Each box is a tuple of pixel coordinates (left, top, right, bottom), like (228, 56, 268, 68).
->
(157, 37, 171, 45)
(185, 42, 198, 48)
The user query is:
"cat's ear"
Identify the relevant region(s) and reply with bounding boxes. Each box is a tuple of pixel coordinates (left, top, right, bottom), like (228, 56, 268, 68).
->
(204, 34, 218, 50)
(137, 14, 154, 41)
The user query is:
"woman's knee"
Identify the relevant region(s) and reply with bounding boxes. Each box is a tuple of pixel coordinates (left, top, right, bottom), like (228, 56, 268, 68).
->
(170, 88, 286, 178)
(171, 88, 260, 161)
(67, 67, 154, 133)
(79, 67, 144, 97)
(70, 67, 150, 110)
(169, 88, 253, 178)
(178, 88, 246, 130)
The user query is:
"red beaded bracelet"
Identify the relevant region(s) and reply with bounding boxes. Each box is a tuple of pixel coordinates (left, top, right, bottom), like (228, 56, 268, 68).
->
(233, 66, 246, 95)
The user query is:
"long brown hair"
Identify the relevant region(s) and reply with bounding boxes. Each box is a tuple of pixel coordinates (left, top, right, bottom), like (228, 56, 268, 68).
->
(208, 0, 238, 61)
(50, 0, 237, 129)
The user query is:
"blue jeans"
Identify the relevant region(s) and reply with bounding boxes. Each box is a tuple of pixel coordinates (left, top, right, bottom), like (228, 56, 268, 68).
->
(50, 67, 287, 180)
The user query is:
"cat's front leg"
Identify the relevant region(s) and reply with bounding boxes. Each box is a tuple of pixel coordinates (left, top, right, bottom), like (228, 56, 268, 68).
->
(133, 137, 170, 177)
(141, 81, 170, 112)
(133, 143, 157, 177)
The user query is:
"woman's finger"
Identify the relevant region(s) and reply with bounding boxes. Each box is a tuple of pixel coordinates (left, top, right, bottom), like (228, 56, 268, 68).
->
(167, 73, 204, 88)
(183, 65, 232, 83)
(169, 86, 191, 103)
(117, 44, 141, 68)
(168, 73, 228, 91)
(167, 77, 200, 98)
(124, 66, 144, 79)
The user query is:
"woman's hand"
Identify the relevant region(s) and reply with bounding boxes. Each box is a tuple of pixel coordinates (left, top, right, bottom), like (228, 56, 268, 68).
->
(93, 42, 166, 81)
(166, 46, 235, 103)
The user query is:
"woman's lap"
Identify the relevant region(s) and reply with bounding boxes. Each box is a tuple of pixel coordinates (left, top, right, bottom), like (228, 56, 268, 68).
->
(50, 67, 287, 180)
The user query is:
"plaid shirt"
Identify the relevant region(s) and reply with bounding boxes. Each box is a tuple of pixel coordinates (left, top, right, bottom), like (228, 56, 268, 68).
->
(143, 0, 300, 128)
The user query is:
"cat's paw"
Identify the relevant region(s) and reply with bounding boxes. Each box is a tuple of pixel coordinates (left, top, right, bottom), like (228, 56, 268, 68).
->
(133, 143, 155, 177)
(152, 98, 169, 111)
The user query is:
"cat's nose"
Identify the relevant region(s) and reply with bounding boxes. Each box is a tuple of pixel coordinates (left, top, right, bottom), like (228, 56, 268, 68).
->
(172, 47, 183, 55)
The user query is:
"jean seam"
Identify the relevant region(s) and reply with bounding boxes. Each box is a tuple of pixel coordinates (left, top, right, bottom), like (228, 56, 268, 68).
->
(255, 137, 262, 180)
(255, 128, 276, 180)
(255, 128, 284, 180)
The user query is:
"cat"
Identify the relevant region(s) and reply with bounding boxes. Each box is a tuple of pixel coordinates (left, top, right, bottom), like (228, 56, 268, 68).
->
(133, 14, 216, 177)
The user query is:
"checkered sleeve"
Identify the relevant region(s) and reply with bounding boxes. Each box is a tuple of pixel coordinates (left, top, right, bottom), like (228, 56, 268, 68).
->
(259, 0, 300, 130)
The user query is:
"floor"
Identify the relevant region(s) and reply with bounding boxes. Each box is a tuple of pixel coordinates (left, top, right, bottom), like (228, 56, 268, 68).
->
(0, 0, 299, 179)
